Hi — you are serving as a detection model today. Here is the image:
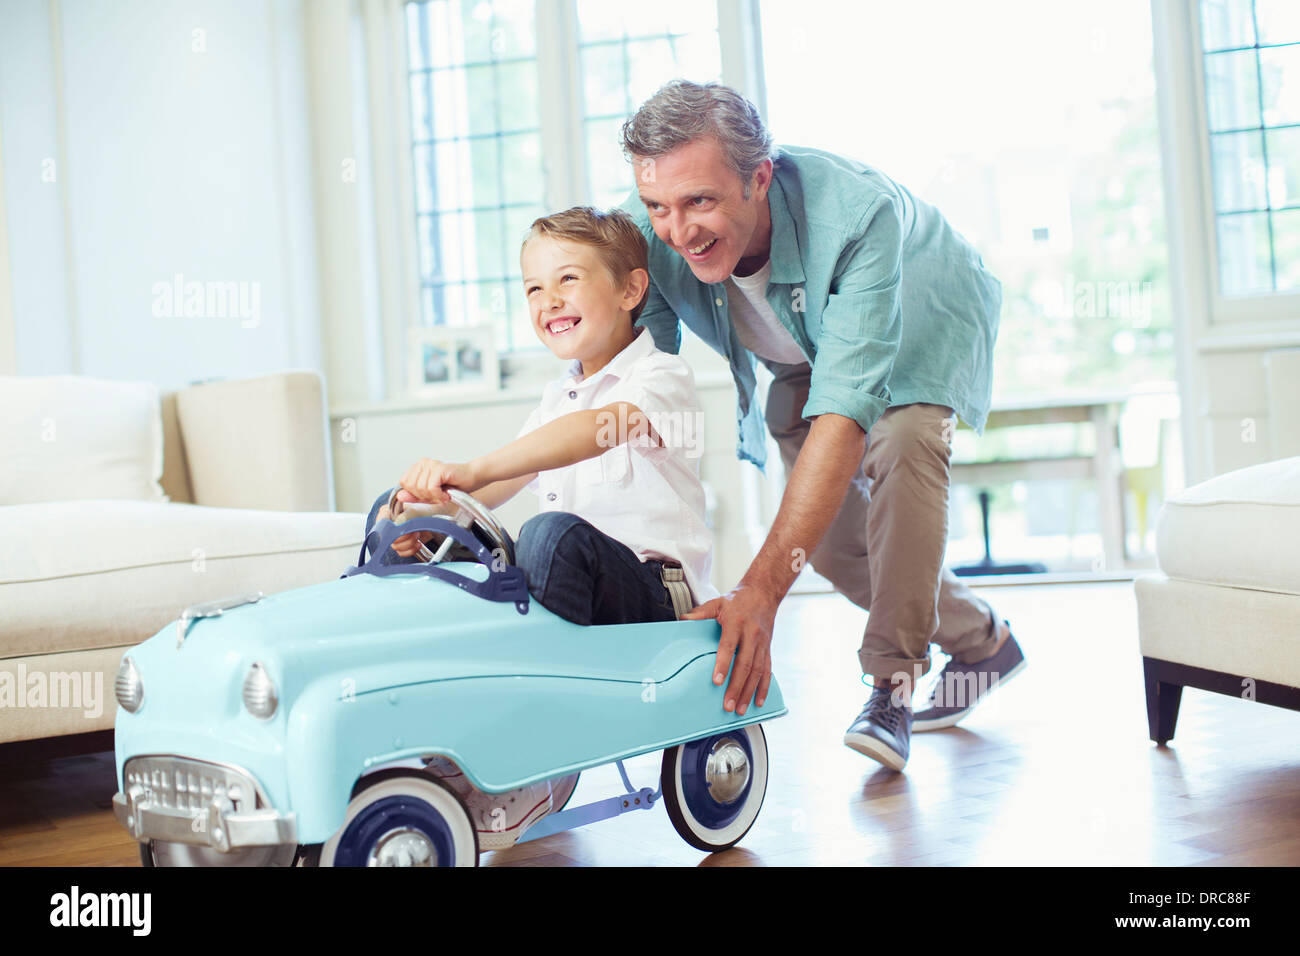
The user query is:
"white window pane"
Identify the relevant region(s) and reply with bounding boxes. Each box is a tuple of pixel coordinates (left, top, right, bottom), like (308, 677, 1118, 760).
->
(586, 117, 633, 203)
(429, 67, 470, 140)
(1271, 209, 1300, 289)
(487, 0, 537, 57)
(495, 60, 541, 131)
(625, 38, 681, 105)
(410, 73, 434, 142)
(1252, 0, 1300, 45)
(575, 0, 630, 42)
(1210, 131, 1267, 212)
(426, 210, 477, 281)
(456, 0, 499, 64)
(463, 138, 505, 209)
(1216, 212, 1274, 294)
(1204, 49, 1262, 130)
(503, 204, 544, 252)
(1199, 0, 1256, 52)
(500, 133, 544, 205)
(1266, 126, 1300, 208)
(582, 44, 630, 117)
(1260, 45, 1300, 126)
(664, 0, 717, 35)
(417, 215, 438, 281)
(407, 0, 460, 70)
(673, 32, 725, 82)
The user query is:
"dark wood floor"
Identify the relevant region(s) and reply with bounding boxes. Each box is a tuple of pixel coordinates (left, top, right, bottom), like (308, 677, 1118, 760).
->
(3, 582, 1298, 866)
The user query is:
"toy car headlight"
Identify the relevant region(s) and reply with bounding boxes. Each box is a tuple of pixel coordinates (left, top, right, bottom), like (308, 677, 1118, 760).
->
(242, 662, 278, 720)
(115, 655, 144, 713)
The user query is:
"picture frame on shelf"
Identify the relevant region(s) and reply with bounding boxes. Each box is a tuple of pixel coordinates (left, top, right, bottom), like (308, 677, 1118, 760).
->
(409, 324, 500, 399)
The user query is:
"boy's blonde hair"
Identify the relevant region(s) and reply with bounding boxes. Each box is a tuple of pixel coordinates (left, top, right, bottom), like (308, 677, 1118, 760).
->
(522, 206, 650, 322)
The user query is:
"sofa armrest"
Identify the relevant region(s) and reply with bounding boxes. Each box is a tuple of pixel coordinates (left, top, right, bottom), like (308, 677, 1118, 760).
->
(174, 371, 334, 512)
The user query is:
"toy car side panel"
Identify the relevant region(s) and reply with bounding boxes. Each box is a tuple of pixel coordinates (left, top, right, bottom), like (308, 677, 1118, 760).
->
(287, 658, 786, 845)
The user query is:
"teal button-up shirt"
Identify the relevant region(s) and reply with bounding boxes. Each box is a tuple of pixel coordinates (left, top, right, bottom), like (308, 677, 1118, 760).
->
(622, 145, 1002, 469)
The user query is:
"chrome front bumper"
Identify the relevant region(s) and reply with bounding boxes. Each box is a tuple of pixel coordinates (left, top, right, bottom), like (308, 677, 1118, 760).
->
(113, 754, 296, 851)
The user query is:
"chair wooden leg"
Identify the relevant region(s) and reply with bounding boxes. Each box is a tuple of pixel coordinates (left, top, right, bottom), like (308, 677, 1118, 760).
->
(1143, 658, 1182, 744)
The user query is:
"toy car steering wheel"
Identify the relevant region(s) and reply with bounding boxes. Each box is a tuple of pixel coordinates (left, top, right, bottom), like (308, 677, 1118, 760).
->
(386, 486, 517, 566)
(345, 487, 528, 613)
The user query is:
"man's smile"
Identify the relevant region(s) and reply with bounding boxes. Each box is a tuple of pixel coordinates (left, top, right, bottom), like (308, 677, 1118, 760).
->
(684, 237, 719, 260)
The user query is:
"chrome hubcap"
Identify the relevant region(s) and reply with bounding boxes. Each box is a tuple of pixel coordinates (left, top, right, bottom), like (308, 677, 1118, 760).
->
(704, 737, 750, 804)
(367, 827, 436, 866)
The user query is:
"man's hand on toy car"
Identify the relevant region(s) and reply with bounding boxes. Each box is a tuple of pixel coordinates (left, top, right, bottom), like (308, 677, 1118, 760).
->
(683, 583, 777, 717)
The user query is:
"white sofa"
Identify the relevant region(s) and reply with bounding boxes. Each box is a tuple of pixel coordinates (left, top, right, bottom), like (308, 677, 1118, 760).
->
(0, 371, 365, 751)
(1135, 455, 1300, 742)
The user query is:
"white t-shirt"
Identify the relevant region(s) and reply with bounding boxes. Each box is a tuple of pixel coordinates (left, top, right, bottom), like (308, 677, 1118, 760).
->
(725, 260, 807, 365)
(515, 327, 718, 605)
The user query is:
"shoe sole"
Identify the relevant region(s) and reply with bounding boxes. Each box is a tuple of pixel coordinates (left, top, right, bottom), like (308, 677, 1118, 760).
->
(911, 657, 1028, 733)
(476, 793, 554, 852)
(842, 731, 907, 771)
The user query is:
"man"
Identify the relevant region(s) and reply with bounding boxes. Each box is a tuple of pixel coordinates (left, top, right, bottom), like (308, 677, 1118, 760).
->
(619, 80, 1026, 772)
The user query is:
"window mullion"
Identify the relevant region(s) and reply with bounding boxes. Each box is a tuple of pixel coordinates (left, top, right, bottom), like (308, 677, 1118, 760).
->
(717, 0, 767, 120)
(535, 0, 585, 209)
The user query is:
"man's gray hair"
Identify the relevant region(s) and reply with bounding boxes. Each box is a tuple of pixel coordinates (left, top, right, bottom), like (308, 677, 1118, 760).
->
(620, 80, 775, 196)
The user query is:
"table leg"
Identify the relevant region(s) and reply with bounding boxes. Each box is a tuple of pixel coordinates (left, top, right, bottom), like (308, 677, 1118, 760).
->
(1093, 403, 1126, 569)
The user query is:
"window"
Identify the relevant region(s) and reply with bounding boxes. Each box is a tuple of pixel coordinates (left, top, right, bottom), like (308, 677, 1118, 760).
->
(576, 1, 722, 209)
(758, 0, 1176, 571)
(760, 0, 1174, 400)
(1199, 0, 1300, 295)
(402, 0, 722, 355)
(406, 0, 545, 353)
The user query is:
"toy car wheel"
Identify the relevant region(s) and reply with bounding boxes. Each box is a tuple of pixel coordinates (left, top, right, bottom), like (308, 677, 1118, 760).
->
(140, 841, 297, 867)
(660, 724, 768, 852)
(318, 771, 478, 867)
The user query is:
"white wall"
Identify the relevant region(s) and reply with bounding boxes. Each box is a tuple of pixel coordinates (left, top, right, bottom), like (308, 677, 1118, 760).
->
(0, 0, 323, 388)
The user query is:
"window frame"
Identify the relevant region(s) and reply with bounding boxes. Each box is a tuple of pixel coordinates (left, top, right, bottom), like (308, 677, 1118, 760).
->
(1187, 1, 1300, 324)
(370, 0, 764, 399)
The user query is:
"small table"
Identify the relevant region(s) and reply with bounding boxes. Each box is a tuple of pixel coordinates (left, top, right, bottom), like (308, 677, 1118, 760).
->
(951, 393, 1129, 570)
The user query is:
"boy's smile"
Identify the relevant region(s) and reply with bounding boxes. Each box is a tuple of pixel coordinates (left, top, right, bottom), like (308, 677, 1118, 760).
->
(521, 236, 647, 379)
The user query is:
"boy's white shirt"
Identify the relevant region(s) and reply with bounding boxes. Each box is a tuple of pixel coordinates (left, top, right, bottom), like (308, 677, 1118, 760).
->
(515, 326, 719, 606)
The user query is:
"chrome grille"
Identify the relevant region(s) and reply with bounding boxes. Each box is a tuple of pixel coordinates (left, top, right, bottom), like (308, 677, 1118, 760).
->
(123, 755, 262, 814)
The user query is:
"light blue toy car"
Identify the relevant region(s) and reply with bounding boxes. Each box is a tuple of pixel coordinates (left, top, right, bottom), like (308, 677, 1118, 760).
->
(112, 490, 787, 866)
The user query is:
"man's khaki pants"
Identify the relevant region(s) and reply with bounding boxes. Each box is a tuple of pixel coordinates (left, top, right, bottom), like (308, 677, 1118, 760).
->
(765, 363, 1001, 681)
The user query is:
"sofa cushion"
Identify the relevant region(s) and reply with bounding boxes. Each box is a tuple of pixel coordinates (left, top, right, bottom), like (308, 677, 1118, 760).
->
(0, 500, 365, 657)
(1156, 455, 1300, 597)
(0, 376, 165, 505)
(1136, 575, 1300, 688)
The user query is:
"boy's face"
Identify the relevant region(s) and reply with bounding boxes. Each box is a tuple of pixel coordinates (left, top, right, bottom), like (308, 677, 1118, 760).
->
(521, 235, 646, 377)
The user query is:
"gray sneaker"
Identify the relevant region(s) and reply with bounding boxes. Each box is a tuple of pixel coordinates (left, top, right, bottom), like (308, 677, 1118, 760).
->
(843, 684, 912, 771)
(912, 621, 1027, 732)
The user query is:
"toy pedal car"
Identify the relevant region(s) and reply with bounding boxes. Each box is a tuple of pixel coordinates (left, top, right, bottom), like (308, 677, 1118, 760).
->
(112, 490, 787, 866)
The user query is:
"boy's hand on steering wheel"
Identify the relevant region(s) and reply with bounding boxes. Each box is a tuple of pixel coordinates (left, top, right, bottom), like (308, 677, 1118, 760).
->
(399, 458, 479, 506)
(382, 488, 434, 557)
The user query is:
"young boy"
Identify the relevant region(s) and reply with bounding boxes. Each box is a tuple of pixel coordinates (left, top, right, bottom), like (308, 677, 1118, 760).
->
(361, 206, 716, 850)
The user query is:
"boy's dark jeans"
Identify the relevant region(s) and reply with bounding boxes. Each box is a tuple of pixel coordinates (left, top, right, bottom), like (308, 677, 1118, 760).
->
(364, 488, 677, 626)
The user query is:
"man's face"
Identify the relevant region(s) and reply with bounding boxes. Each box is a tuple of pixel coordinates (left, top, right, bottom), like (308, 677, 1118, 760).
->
(634, 136, 772, 284)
